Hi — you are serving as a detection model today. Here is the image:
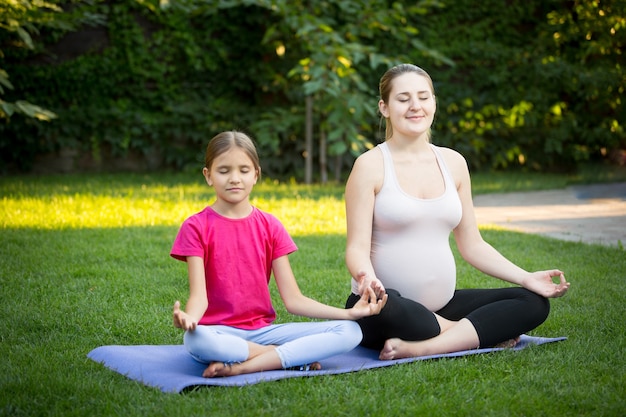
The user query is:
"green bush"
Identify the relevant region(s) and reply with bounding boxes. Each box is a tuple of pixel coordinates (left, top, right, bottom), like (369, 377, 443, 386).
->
(414, 0, 625, 171)
(1, 0, 623, 176)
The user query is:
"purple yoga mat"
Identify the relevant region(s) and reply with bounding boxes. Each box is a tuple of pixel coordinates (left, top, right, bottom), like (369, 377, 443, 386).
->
(87, 334, 566, 393)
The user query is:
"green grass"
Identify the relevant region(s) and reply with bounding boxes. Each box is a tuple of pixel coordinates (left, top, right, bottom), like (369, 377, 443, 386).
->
(1, 170, 625, 416)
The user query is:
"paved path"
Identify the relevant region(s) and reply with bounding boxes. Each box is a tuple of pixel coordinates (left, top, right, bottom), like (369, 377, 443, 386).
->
(473, 182, 626, 247)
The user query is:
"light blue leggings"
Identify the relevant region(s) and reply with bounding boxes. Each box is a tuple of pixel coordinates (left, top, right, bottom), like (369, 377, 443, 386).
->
(184, 320, 362, 368)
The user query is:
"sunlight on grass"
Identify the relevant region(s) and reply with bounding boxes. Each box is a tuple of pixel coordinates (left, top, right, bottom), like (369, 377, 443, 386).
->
(0, 177, 346, 235)
(3, 165, 624, 234)
(1, 195, 196, 228)
(251, 196, 346, 235)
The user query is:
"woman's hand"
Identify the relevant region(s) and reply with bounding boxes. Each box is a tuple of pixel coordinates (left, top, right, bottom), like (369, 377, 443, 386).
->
(521, 270, 570, 298)
(356, 270, 386, 300)
(173, 300, 197, 331)
(348, 287, 388, 319)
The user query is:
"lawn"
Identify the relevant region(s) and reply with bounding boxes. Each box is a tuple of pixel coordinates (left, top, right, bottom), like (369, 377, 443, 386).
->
(1, 170, 625, 417)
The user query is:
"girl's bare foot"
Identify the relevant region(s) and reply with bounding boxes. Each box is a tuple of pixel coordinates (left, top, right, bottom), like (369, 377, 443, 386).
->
(202, 362, 238, 378)
(202, 359, 323, 378)
(308, 362, 322, 371)
(286, 362, 322, 371)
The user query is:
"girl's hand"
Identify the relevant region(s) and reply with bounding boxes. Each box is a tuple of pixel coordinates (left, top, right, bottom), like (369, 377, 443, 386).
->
(521, 270, 570, 298)
(356, 271, 386, 300)
(173, 300, 197, 331)
(349, 287, 388, 319)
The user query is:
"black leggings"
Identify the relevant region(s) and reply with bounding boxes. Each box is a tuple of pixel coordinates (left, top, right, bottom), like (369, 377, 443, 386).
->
(346, 287, 550, 350)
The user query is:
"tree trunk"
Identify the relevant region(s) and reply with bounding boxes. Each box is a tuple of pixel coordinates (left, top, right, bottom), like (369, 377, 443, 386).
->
(305, 95, 313, 184)
(319, 126, 327, 184)
(334, 154, 342, 182)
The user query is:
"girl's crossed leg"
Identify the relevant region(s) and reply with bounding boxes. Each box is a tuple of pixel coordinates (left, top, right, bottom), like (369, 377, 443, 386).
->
(184, 320, 362, 377)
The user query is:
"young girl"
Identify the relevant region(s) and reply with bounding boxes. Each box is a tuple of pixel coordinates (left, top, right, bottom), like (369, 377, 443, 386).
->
(171, 130, 387, 378)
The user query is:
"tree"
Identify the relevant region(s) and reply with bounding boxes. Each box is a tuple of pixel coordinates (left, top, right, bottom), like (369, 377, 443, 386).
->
(0, 0, 65, 120)
(2, 0, 621, 176)
(411, 0, 625, 170)
(254, 0, 452, 182)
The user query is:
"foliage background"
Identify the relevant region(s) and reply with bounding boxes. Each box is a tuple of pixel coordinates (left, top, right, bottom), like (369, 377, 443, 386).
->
(1, 0, 624, 179)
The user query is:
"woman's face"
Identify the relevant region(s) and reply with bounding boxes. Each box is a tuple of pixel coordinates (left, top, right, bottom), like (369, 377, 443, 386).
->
(379, 72, 436, 139)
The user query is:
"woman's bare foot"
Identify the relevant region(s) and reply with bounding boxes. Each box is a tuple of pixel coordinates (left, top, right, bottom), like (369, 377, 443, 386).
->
(379, 338, 410, 360)
(380, 319, 482, 360)
(493, 336, 521, 349)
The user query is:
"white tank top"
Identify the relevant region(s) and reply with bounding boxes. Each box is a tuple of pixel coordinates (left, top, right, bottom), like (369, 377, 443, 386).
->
(351, 142, 463, 311)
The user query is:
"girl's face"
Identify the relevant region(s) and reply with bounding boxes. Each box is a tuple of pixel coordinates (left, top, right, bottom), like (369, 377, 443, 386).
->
(203, 147, 258, 207)
(379, 72, 436, 139)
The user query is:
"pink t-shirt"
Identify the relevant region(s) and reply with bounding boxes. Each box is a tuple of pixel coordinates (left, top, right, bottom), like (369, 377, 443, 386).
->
(170, 206, 297, 329)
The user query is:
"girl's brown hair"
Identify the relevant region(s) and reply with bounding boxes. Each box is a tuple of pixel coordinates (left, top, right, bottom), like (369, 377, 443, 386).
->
(204, 131, 261, 179)
(378, 63, 436, 141)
